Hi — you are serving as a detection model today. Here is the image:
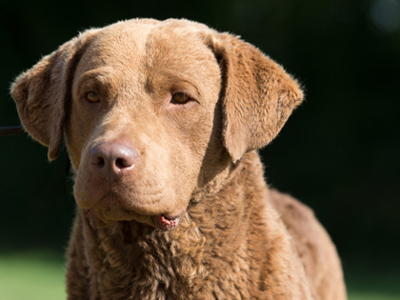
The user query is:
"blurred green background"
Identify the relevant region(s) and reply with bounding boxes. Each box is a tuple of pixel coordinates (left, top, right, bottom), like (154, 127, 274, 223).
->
(0, 0, 399, 299)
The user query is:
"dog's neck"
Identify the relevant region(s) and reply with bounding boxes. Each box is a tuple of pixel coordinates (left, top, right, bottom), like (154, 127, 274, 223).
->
(69, 151, 291, 299)
(79, 213, 206, 298)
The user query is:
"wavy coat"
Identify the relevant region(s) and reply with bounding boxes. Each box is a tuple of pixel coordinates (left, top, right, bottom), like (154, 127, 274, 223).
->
(11, 19, 346, 299)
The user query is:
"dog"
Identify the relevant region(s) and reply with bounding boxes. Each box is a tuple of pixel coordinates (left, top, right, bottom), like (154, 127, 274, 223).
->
(11, 18, 346, 299)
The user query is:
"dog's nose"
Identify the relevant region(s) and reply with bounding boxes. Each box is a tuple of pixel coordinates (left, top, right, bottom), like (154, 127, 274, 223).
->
(89, 143, 137, 181)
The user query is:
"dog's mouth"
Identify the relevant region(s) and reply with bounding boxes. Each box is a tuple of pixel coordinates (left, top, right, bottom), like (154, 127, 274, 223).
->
(84, 209, 114, 228)
(84, 207, 184, 231)
(152, 212, 184, 231)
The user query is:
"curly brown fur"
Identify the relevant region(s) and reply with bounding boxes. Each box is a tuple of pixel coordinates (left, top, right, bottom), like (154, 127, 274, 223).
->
(11, 18, 346, 299)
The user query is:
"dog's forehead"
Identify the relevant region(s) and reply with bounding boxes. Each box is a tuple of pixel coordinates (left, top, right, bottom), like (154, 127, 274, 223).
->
(79, 19, 216, 77)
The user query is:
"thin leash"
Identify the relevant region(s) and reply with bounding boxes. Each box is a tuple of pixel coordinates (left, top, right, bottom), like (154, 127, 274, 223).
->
(0, 125, 69, 170)
(0, 125, 71, 195)
(0, 125, 25, 136)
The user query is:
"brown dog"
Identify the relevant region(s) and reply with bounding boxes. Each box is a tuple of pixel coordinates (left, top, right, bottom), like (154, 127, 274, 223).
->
(11, 18, 346, 299)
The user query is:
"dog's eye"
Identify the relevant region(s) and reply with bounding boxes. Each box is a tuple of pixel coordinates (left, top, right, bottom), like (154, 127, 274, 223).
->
(86, 91, 100, 103)
(171, 92, 190, 104)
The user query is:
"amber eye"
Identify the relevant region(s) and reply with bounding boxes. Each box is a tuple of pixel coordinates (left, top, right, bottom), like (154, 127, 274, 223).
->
(86, 91, 100, 103)
(171, 92, 190, 104)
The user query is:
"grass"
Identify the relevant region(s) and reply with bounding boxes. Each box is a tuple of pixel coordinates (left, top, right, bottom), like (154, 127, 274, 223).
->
(346, 268, 400, 300)
(0, 251, 66, 300)
(348, 294, 400, 300)
(0, 251, 399, 300)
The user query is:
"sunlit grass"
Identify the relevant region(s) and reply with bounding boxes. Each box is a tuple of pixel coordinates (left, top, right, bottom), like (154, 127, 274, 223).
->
(0, 251, 399, 300)
(0, 251, 66, 300)
(348, 294, 400, 300)
(346, 269, 400, 300)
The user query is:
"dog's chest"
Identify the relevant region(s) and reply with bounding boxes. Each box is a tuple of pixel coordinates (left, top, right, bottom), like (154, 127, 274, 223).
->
(92, 246, 251, 299)
(82, 218, 253, 300)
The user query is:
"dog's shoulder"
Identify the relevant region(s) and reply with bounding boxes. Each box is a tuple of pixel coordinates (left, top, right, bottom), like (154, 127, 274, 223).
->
(268, 189, 346, 300)
(268, 189, 315, 226)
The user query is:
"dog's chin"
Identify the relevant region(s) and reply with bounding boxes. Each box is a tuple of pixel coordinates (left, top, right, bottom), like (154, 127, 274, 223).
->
(84, 209, 116, 228)
(76, 189, 187, 230)
(84, 207, 153, 228)
(84, 208, 184, 231)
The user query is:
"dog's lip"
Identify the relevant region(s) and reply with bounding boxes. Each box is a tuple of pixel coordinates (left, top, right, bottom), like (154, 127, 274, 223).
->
(85, 206, 185, 230)
(152, 211, 184, 231)
(84, 209, 115, 228)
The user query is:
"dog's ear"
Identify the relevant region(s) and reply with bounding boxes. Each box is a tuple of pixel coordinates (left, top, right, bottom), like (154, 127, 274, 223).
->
(205, 32, 304, 163)
(10, 30, 97, 160)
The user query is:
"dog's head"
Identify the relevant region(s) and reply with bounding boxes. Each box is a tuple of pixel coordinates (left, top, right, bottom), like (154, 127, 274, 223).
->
(11, 19, 303, 230)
